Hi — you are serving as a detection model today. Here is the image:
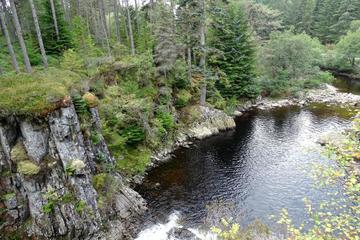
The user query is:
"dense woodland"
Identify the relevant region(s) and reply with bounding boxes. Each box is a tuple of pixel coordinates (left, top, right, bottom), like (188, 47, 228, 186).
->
(0, 0, 360, 172)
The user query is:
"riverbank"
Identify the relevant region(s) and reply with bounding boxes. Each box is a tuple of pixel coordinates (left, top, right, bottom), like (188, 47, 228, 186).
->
(136, 84, 360, 186)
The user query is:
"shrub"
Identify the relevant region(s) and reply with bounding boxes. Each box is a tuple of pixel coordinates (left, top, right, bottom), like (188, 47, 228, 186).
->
(90, 131, 102, 145)
(60, 49, 86, 75)
(82, 92, 99, 108)
(122, 124, 145, 146)
(156, 111, 175, 131)
(75, 200, 86, 213)
(72, 94, 88, 114)
(175, 90, 192, 108)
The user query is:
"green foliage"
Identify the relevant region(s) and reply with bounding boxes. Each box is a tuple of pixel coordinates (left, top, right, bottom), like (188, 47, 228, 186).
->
(60, 49, 86, 74)
(122, 124, 145, 146)
(0, 68, 80, 117)
(116, 147, 151, 175)
(72, 94, 88, 115)
(75, 200, 86, 214)
(39, 0, 72, 55)
(335, 29, 360, 72)
(209, 1, 259, 99)
(91, 131, 101, 145)
(70, 16, 99, 57)
(259, 31, 327, 96)
(175, 90, 192, 108)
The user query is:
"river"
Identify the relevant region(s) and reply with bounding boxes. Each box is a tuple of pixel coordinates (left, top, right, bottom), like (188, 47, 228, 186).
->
(135, 79, 359, 240)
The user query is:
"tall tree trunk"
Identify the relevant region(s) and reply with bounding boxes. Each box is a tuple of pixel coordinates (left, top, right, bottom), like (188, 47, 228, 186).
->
(9, 0, 32, 73)
(61, 0, 70, 22)
(1, 0, 15, 41)
(113, 0, 122, 43)
(29, 0, 48, 68)
(187, 46, 192, 81)
(134, 0, 140, 35)
(98, 0, 111, 56)
(124, 0, 135, 55)
(0, 8, 19, 73)
(98, 0, 108, 36)
(49, 0, 60, 41)
(199, 0, 206, 105)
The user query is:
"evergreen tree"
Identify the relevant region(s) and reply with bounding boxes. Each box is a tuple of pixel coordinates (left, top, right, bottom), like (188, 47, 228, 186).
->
(332, 0, 360, 41)
(40, 0, 72, 55)
(209, 1, 258, 98)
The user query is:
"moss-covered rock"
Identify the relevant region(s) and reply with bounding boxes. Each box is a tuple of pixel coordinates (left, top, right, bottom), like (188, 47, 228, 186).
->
(10, 142, 29, 162)
(82, 92, 99, 108)
(17, 161, 41, 176)
(0, 67, 81, 117)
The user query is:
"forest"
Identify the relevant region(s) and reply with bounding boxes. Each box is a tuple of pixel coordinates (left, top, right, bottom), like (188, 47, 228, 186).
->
(0, 0, 360, 239)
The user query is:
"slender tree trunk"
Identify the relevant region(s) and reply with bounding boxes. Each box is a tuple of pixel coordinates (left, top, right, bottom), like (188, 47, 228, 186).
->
(0, 8, 19, 73)
(120, 0, 129, 40)
(187, 47, 192, 81)
(49, 0, 60, 41)
(1, 0, 15, 41)
(98, 0, 111, 56)
(9, 0, 32, 73)
(29, 0, 48, 68)
(98, 0, 108, 36)
(134, 0, 140, 35)
(199, 0, 206, 105)
(124, 0, 135, 55)
(113, 0, 121, 43)
(61, 0, 70, 22)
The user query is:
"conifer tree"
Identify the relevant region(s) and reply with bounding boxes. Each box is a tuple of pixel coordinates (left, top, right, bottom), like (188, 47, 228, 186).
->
(40, 0, 72, 55)
(209, 1, 258, 98)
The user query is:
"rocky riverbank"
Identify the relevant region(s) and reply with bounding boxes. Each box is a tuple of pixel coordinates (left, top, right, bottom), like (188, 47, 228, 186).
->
(238, 84, 360, 112)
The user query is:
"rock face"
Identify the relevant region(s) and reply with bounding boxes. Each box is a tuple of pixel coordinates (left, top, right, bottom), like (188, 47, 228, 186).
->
(0, 105, 146, 239)
(185, 106, 236, 140)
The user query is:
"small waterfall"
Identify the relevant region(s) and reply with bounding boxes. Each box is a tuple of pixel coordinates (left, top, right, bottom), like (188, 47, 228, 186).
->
(135, 211, 217, 240)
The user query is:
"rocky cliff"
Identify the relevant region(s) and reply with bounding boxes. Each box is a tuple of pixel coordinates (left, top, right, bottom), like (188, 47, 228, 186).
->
(0, 103, 145, 239)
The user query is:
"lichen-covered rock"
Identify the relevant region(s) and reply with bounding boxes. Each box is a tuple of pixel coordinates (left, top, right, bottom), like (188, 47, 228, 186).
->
(186, 106, 236, 140)
(19, 120, 49, 164)
(0, 104, 146, 239)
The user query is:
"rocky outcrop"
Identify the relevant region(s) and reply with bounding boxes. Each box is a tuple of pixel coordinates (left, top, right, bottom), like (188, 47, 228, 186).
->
(0, 104, 146, 239)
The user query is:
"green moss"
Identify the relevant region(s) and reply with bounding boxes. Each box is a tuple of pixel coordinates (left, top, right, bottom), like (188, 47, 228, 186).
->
(90, 131, 101, 145)
(92, 173, 108, 191)
(116, 147, 151, 175)
(17, 161, 40, 176)
(75, 200, 86, 213)
(1, 192, 15, 201)
(0, 67, 81, 117)
(10, 142, 28, 162)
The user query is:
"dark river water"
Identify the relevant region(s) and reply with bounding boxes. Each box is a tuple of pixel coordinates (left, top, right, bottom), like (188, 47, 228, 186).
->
(135, 79, 359, 239)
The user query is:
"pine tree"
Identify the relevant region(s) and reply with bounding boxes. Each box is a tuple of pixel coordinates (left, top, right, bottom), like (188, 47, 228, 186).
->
(209, 1, 258, 99)
(332, 0, 360, 41)
(40, 0, 72, 55)
(152, 1, 180, 77)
